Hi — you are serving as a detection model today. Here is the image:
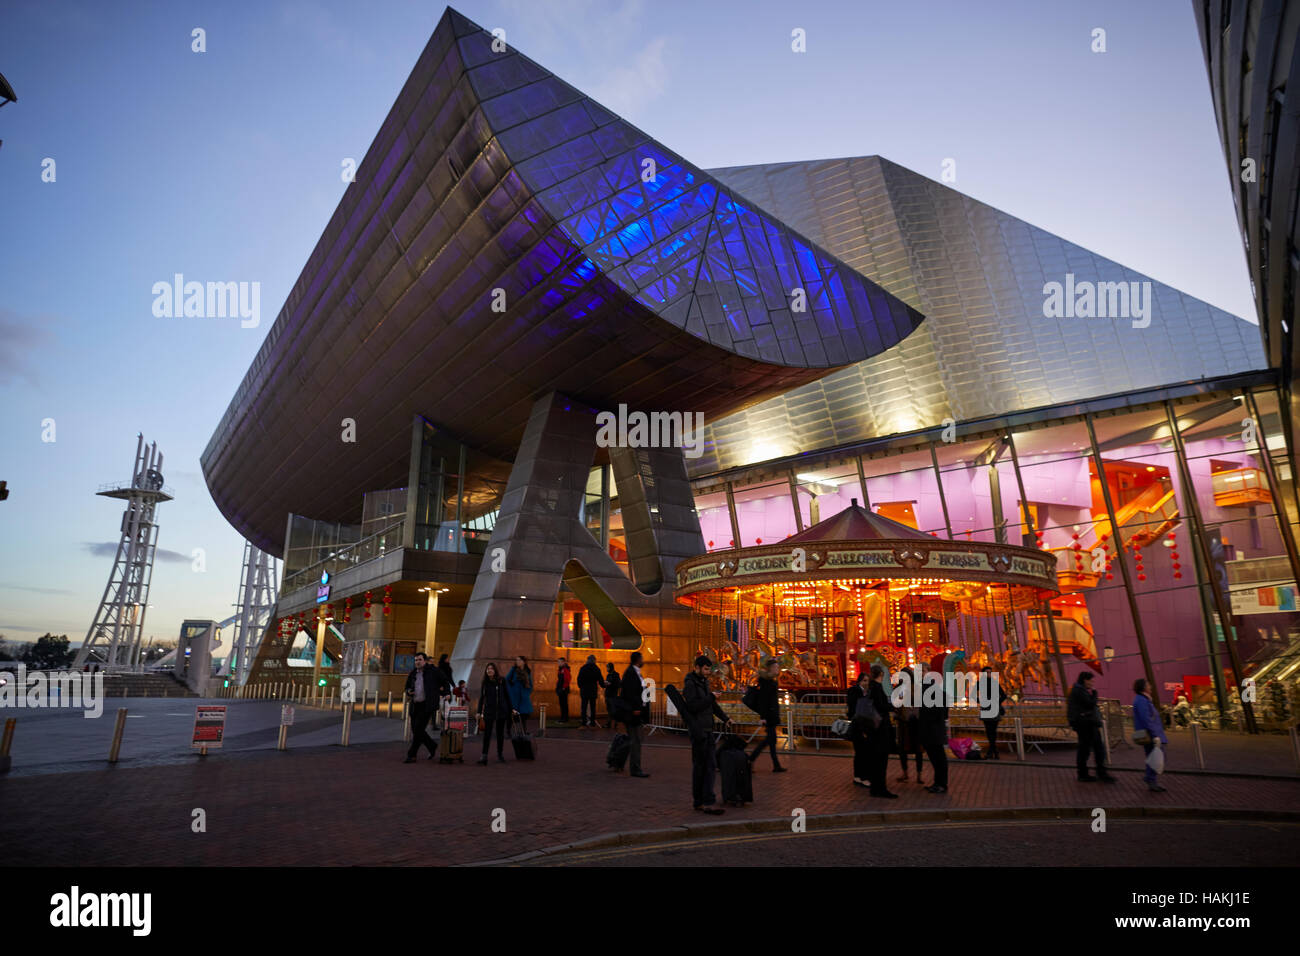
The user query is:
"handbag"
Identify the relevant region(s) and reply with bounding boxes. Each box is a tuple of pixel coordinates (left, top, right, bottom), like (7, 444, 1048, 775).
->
(741, 684, 762, 714)
(1132, 728, 1151, 744)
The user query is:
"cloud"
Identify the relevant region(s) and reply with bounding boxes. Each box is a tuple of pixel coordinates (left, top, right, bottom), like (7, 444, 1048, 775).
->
(589, 36, 668, 117)
(0, 583, 75, 596)
(83, 542, 189, 563)
(497, 0, 671, 115)
(0, 307, 57, 387)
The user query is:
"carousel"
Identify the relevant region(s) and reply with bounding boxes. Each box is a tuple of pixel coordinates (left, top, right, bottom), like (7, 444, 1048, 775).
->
(674, 500, 1063, 699)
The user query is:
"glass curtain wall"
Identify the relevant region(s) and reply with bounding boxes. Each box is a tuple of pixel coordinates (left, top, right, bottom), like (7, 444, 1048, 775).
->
(686, 387, 1299, 722)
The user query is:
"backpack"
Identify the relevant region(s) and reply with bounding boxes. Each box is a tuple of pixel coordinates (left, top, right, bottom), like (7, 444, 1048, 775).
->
(742, 684, 762, 714)
(854, 692, 881, 728)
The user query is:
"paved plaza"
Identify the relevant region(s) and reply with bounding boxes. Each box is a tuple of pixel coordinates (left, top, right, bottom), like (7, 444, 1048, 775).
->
(2, 699, 1297, 867)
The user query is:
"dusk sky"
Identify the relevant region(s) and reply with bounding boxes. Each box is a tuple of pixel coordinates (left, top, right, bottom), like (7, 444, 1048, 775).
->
(0, 0, 1256, 647)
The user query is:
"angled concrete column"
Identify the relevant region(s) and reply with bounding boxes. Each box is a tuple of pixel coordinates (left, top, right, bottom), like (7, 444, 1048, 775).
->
(451, 393, 704, 689)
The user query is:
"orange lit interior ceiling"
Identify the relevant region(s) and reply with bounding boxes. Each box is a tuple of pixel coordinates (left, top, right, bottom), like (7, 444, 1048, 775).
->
(1045, 458, 1181, 593)
(1209, 460, 1272, 507)
(675, 502, 1058, 620)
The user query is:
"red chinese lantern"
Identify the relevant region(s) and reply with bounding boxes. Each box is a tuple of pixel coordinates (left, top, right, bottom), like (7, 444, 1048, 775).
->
(383, 584, 393, 617)
(756, 538, 762, 544)
(708, 540, 714, 548)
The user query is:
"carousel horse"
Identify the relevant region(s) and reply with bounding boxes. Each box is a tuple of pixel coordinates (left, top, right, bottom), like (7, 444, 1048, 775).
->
(967, 642, 994, 670)
(792, 650, 821, 686)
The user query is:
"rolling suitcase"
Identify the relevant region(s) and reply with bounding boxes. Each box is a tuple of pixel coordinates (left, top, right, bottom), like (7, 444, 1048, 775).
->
(438, 729, 464, 763)
(718, 745, 753, 806)
(607, 732, 631, 770)
(510, 717, 536, 760)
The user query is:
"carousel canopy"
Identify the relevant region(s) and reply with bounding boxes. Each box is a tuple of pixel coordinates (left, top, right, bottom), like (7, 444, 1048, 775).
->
(675, 500, 1058, 616)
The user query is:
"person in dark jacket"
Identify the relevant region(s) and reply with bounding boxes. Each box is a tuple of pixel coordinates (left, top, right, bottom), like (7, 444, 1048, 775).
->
(865, 665, 898, 798)
(554, 656, 572, 723)
(918, 663, 949, 793)
(683, 655, 732, 813)
(746, 658, 787, 772)
(506, 656, 533, 735)
(476, 662, 511, 764)
(603, 663, 621, 728)
(1068, 670, 1115, 782)
(403, 652, 450, 763)
(618, 652, 650, 777)
(894, 702, 924, 785)
(979, 665, 1007, 759)
(437, 653, 454, 687)
(576, 655, 606, 728)
(845, 669, 874, 789)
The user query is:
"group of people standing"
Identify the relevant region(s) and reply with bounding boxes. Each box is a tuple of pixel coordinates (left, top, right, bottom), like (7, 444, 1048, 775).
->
(846, 664, 952, 797)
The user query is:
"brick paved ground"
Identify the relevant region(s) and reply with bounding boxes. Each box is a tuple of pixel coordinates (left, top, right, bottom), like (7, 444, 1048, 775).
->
(3, 729, 1297, 867)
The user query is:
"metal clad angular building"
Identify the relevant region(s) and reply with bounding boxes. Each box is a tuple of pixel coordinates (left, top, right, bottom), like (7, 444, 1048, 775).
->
(202, 7, 1298, 721)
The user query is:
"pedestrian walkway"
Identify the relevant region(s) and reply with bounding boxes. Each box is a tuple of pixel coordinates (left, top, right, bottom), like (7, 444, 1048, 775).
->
(2, 731, 1295, 866)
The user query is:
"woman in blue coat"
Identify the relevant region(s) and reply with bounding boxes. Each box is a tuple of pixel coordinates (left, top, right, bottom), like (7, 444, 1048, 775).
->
(1132, 678, 1168, 793)
(506, 655, 534, 734)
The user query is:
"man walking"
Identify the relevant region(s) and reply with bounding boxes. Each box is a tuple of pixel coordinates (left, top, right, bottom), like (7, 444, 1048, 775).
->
(746, 658, 787, 773)
(618, 651, 651, 778)
(403, 652, 449, 763)
(555, 656, 572, 723)
(1069, 670, 1115, 782)
(576, 654, 605, 728)
(683, 655, 731, 814)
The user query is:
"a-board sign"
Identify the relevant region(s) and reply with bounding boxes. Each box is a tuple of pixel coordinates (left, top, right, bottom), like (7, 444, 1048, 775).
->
(192, 705, 226, 749)
(281, 704, 295, 726)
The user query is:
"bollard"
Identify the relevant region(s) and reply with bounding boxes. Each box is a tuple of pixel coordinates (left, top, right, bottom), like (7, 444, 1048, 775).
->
(783, 698, 796, 752)
(1015, 716, 1026, 761)
(341, 702, 353, 746)
(360, 688, 368, 716)
(539, 703, 547, 734)
(108, 707, 128, 763)
(1191, 722, 1206, 769)
(329, 687, 335, 710)
(1100, 714, 1111, 763)
(1291, 725, 1300, 773)
(387, 691, 393, 718)
(277, 724, 288, 751)
(0, 717, 15, 774)
(403, 703, 412, 742)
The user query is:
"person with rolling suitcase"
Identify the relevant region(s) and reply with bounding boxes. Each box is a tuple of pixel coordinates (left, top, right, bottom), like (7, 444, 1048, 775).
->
(476, 662, 510, 764)
(403, 652, 449, 763)
(682, 654, 732, 814)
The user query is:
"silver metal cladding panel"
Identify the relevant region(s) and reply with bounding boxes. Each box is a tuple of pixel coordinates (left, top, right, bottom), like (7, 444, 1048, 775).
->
(697, 155, 1267, 474)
